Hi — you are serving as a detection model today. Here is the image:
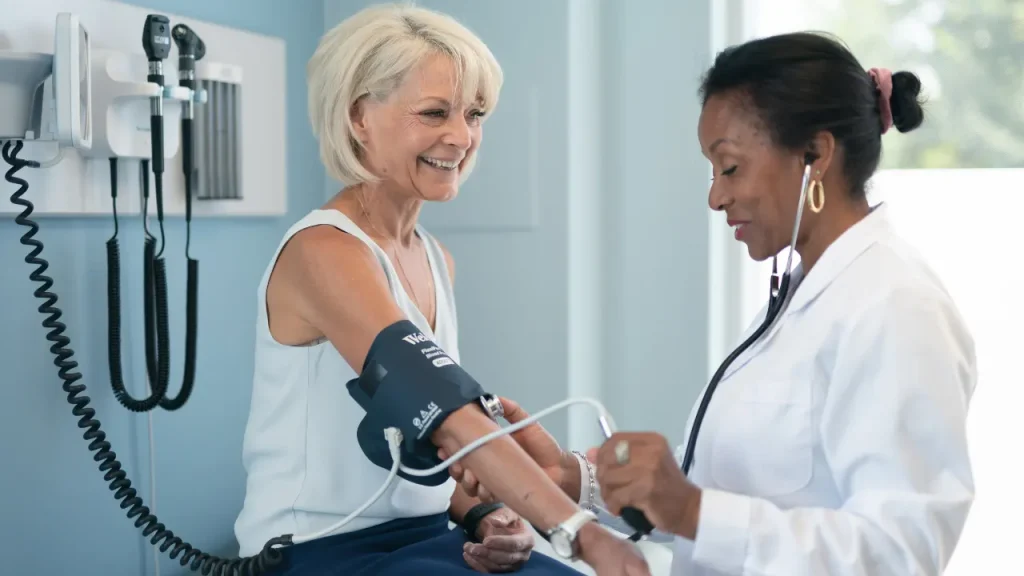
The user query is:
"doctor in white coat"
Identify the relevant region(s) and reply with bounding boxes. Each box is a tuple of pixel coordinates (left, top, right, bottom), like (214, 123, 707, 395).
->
(444, 31, 977, 575)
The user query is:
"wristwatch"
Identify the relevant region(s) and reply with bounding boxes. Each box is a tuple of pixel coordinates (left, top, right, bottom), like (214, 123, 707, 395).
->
(478, 393, 504, 421)
(545, 509, 598, 560)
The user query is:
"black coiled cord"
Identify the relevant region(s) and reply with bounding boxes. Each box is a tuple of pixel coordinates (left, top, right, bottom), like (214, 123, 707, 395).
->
(141, 159, 165, 408)
(108, 156, 198, 412)
(144, 153, 200, 411)
(4, 140, 290, 575)
(107, 158, 170, 411)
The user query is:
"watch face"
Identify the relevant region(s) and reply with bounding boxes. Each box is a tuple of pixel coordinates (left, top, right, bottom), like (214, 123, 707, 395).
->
(551, 533, 573, 558)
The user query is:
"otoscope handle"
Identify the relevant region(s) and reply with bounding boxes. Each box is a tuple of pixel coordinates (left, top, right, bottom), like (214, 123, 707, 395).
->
(182, 119, 193, 181)
(149, 115, 164, 176)
(596, 414, 656, 537)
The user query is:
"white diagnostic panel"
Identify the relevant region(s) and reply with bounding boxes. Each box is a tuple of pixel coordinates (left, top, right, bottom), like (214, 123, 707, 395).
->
(0, 0, 286, 217)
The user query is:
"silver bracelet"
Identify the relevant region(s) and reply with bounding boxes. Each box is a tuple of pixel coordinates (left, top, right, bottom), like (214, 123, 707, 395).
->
(571, 450, 596, 512)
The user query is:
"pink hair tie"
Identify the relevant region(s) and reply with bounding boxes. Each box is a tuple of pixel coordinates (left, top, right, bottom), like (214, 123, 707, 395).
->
(868, 67, 894, 134)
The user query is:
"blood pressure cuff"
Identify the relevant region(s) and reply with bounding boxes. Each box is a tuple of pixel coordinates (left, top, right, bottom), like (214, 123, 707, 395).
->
(346, 319, 488, 486)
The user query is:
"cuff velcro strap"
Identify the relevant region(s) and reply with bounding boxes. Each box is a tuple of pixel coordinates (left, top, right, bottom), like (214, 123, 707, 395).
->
(347, 320, 488, 486)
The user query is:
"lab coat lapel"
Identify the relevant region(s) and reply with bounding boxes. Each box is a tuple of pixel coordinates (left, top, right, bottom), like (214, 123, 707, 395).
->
(717, 204, 891, 382)
(784, 203, 891, 314)
(716, 280, 796, 383)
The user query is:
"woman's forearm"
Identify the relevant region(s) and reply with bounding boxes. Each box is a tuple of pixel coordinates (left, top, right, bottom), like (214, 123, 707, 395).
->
(432, 405, 582, 532)
(448, 483, 481, 524)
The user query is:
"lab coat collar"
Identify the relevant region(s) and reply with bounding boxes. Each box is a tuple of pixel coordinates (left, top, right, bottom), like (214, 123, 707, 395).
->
(784, 202, 891, 315)
(719, 203, 892, 383)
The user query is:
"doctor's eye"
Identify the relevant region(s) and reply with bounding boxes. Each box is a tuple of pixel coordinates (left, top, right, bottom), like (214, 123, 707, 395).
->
(711, 165, 737, 182)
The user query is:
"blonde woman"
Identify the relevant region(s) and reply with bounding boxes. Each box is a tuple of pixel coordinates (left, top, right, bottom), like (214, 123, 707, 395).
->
(233, 4, 649, 575)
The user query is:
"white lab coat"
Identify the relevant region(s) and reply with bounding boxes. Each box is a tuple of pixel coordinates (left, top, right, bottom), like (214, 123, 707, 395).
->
(660, 203, 976, 575)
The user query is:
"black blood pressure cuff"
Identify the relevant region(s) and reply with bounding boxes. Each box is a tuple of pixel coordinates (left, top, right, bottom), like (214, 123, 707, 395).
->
(346, 320, 488, 486)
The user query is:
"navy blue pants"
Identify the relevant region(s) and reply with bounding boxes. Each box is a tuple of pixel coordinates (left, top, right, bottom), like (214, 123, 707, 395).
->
(268, 513, 585, 575)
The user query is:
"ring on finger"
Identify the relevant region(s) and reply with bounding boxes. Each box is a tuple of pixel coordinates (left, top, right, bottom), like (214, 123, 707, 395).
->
(615, 439, 630, 465)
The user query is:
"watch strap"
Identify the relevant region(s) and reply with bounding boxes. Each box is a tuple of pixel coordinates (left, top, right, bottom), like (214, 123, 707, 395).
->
(459, 501, 505, 542)
(557, 509, 598, 535)
(546, 509, 598, 559)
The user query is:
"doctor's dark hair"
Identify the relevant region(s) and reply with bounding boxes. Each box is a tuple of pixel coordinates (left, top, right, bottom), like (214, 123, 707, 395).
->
(698, 32, 925, 198)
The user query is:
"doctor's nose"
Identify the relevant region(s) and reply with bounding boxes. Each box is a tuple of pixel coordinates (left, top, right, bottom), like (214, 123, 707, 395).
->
(708, 184, 732, 212)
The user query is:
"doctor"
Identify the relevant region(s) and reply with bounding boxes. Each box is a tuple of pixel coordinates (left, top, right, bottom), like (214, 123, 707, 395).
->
(444, 31, 977, 575)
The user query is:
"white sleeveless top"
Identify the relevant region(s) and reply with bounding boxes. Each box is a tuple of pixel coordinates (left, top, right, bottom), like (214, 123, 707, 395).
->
(234, 209, 459, 557)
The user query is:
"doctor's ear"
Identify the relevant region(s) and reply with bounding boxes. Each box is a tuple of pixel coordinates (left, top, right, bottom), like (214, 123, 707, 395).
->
(802, 131, 836, 176)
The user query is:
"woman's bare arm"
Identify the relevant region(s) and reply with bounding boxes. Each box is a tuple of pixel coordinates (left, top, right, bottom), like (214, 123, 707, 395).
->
(271, 225, 583, 533)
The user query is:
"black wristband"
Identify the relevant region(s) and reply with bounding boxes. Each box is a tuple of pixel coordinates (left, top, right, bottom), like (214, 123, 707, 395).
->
(459, 502, 505, 542)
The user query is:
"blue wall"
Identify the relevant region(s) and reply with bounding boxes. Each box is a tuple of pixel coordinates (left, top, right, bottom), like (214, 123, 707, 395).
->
(0, 1, 324, 574)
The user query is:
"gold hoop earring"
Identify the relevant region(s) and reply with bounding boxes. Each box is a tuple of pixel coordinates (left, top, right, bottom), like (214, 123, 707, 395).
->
(807, 180, 825, 213)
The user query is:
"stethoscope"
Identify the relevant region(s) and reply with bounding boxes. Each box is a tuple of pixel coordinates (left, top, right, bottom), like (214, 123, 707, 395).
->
(624, 153, 817, 541)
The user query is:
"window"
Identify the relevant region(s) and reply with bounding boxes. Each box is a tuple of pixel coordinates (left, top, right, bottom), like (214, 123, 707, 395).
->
(723, 0, 1022, 572)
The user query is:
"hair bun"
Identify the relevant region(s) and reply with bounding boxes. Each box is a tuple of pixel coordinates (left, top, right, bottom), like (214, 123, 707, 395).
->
(890, 71, 924, 133)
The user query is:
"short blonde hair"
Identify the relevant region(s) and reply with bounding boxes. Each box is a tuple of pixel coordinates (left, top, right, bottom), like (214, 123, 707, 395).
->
(308, 3, 504, 185)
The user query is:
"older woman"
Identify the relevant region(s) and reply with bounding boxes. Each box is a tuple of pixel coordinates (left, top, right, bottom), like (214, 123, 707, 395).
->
(447, 31, 977, 576)
(232, 4, 648, 576)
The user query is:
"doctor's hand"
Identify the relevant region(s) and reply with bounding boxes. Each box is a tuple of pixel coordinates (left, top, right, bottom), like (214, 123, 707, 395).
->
(576, 522, 652, 576)
(588, 432, 702, 540)
(441, 397, 579, 501)
(464, 507, 534, 573)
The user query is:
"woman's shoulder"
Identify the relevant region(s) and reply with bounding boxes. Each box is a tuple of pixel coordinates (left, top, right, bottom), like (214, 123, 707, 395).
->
(269, 210, 394, 319)
(282, 222, 381, 278)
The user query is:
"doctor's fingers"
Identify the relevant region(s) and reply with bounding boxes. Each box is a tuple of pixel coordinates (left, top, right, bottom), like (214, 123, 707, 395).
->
(592, 432, 669, 473)
(440, 448, 466, 479)
(595, 463, 659, 502)
(598, 477, 655, 519)
(439, 449, 480, 497)
(444, 464, 496, 501)
(472, 481, 497, 503)
(497, 396, 530, 423)
(456, 469, 494, 502)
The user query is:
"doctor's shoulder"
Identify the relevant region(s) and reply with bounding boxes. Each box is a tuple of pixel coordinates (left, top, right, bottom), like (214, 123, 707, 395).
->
(834, 240, 977, 390)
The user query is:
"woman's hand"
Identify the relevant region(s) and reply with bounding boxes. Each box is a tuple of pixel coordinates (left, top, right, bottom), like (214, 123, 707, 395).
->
(588, 432, 702, 540)
(441, 397, 581, 501)
(464, 507, 534, 573)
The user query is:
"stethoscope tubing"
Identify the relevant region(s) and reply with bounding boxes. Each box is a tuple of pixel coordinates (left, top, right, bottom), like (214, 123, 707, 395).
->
(680, 161, 814, 474)
(623, 161, 815, 541)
